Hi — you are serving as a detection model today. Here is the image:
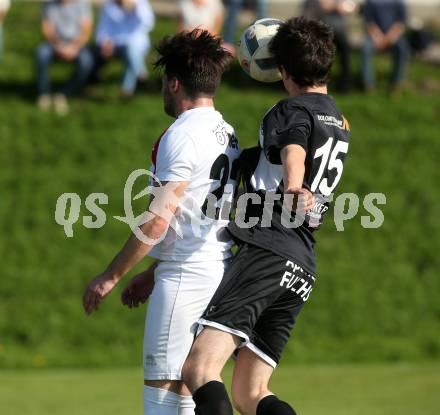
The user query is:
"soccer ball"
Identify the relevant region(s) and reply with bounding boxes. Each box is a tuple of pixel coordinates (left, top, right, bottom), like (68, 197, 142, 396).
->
(237, 18, 283, 83)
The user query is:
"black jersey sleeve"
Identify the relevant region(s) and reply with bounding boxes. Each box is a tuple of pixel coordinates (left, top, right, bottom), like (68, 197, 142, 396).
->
(262, 102, 312, 164)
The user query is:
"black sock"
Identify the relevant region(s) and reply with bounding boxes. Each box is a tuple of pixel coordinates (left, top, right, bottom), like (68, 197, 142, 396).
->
(256, 395, 297, 415)
(193, 381, 233, 415)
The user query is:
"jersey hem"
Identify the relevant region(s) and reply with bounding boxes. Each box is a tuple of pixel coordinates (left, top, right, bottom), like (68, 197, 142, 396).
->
(228, 228, 316, 276)
(149, 251, 233, 263)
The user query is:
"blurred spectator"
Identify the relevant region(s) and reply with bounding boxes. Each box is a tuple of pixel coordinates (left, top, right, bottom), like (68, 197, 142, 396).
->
(223, 0, 268, 46)
(178, 0, 224, 35)
(361, 0, 408, 92)
(91, 0, 155, 97)
(304, 0, 357, 92)
(35, 0, 93, 115)
(0, 0, 11, 63)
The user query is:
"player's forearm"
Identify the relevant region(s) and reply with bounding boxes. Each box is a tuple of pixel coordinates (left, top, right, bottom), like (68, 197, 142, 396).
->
(103, 217, 168, 281)
(104, 182, 186, 281)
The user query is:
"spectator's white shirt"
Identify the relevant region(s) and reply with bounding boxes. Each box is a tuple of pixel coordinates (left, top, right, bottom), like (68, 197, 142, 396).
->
(179, 0, 223, 32)
(149, 107, 241, 262)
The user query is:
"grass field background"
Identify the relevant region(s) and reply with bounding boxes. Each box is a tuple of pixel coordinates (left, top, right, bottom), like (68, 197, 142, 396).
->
(0, 4, 440, 414)
(2, 363, 440, 415)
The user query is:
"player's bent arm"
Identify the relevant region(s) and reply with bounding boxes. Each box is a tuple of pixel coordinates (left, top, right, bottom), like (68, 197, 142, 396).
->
(83, 181, 187, 314)
(281, 144, 306, 192)
(103, 181, 188, 282)
(280, 144, 314, 212)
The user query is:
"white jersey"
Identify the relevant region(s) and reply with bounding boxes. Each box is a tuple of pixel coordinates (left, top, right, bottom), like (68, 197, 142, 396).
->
(149, 107, 240, 262)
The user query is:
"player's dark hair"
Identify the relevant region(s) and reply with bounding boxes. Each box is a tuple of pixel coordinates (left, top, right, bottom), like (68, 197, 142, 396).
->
(154, 30, 233, 99)
(269, 17, 335, 87)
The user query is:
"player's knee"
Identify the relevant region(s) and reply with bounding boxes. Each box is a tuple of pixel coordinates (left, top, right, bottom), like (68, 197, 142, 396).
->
(182, 352, 219, 392)
(181, 355, 202, 390)
(231, 392, 259, 415)
(232, 386, 269, 415)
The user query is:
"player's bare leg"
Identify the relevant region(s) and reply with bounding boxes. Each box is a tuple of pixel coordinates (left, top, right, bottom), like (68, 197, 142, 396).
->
(231, 347, 273, 415)
(182, 327, 240, 415)
(232, 347, 296, 415)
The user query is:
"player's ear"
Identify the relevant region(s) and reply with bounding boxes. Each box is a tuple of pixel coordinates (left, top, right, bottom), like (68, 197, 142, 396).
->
(280, 66, 290, 82)
(169, 77, 180, 94)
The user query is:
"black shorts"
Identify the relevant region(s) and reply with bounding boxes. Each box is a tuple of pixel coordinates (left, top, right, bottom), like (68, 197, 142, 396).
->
(199, 243, 316, 367)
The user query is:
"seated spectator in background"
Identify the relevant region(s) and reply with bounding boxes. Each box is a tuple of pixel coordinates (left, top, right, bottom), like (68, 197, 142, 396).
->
(35, 0, 93, 115)
(304, 0, 357, 92)
(362, 0, 408, 93)
(178, 0, 224, 35)
(223, 0, 268, 48)
(91, 0, 155, 97)
(0, 0, 10, 63)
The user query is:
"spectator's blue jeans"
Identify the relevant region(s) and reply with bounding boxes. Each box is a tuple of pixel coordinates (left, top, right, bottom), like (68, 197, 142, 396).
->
(92, 40, 148, 94)
(116, 40, 149, 94)
(35, 42, 94, 96)
(361, 35, 409, 88)
(223, 0, 268, 44)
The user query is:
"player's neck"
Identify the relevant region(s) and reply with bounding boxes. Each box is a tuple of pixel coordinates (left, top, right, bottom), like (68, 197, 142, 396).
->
(176, 97, 215, 117)
(287, 83, 328, 97)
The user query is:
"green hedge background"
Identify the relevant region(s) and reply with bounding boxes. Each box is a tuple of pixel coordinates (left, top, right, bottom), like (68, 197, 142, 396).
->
(1, 5, 439, 368)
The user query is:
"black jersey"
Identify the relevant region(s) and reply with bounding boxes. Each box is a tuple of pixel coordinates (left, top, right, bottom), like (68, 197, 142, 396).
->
(228, 93, 350, 274)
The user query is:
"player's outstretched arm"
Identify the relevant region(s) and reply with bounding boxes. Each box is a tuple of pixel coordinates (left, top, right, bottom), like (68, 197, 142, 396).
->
(121, 261, 158, 309)
(82, 181, 188, 315)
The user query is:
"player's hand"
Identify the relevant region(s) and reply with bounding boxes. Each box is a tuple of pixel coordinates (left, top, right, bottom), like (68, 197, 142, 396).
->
(83, 273, 119, 315)
(121, 266, 156, 309)
(285, 187, 314, 213)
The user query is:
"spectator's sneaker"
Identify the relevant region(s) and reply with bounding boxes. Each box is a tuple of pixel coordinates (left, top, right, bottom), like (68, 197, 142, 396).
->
(37, 95, 51, 111)
(53, 94, 69, 116)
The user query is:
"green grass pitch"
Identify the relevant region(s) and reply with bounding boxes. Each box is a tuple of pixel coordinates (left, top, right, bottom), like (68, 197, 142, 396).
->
(1, 363, 439, 415)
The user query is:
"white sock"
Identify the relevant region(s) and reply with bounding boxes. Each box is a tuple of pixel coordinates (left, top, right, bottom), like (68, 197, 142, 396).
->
(143, 385, 195, 415)
(178, 394, 196, 415)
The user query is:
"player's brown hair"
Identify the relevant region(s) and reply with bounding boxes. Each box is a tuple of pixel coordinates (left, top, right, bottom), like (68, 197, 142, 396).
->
(154, 29, 232, 99)
(269, 17, 336, 87)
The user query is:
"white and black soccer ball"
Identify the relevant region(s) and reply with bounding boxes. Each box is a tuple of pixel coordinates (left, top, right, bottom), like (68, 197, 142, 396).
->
(237, 18, 283, 83)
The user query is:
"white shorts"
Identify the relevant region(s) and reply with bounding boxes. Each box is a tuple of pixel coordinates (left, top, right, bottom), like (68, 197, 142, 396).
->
(143, 259, 228, 380)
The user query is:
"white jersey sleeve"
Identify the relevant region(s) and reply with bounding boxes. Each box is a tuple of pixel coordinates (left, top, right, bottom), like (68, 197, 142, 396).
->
(155, 130, 197, 183)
